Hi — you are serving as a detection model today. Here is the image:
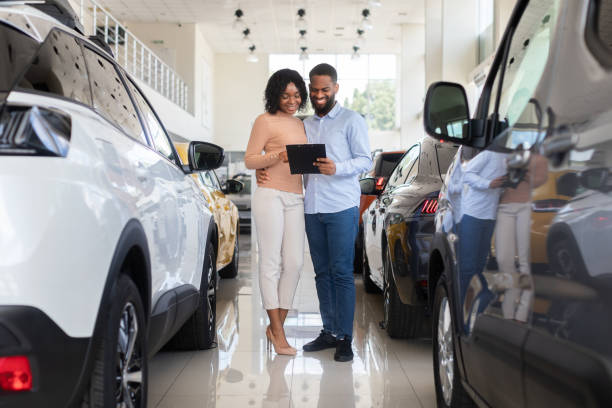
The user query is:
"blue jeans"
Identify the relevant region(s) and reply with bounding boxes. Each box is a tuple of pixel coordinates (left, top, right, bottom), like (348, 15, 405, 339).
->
(305, 207, 358, 340)
(458, 215, 495, 307)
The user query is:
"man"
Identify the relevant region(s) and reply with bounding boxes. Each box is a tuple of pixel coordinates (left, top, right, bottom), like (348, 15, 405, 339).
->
(258, 63, 372, 362)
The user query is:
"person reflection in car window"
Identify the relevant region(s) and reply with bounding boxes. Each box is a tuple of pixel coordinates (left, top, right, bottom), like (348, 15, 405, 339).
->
(494, 147, 548, 321)
(458, 149, 507, 328)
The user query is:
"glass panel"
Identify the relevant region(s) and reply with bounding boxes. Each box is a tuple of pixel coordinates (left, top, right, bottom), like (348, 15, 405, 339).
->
(83, 48, 144, 142)
(125, 78, 176, 162)
(0, 23, 38, 92)
(18, 28, 91, 105)
(387, 145, 419, 189)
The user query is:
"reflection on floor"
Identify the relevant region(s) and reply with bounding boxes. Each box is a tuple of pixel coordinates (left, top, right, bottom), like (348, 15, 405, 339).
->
(149, 234, 436, 408)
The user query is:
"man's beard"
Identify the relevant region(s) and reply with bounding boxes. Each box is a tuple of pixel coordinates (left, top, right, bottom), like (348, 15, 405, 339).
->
(311, 95, 336, 116)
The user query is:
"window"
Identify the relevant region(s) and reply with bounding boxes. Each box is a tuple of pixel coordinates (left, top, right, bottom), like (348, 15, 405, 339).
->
(487, 0, 560, 134)
(586, 0, 612, 67)
(269, 54, 397, 131)
(17, 28, 91, 105)
(200, 171, 220, 190)
(125, 78, 176, 162)
(387, 144, 420, 189)
(82, 47, 145, 142)
(0, 23, 39, 92)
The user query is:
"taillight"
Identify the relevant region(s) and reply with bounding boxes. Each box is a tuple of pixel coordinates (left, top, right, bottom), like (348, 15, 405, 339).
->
(0, 105, 71, 157)
(420, 198, 438, 215)
(375, 176, 385, 190)
(0, 356, 32, 392)
(532, 199, 567, 212)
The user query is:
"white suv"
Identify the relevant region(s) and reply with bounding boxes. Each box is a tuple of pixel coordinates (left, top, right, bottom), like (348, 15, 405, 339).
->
(0, 3, 221, 407)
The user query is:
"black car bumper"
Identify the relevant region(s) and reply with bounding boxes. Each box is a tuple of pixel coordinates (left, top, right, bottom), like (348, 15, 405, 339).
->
(0, 306, 90, 408)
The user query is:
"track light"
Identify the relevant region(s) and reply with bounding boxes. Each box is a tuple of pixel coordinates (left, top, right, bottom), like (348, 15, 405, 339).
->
(351, 45, 360, 60)
(296, 8, 307, 31)
(299, 46, 309, 61)
(233, 9, 246, 30)
(356, 29, 365, 47)
(298, 29, 307, 48)
(369, 0, 382, 7)
(360, 9, 373, 30)
(241, 28, 251, 47)
(247, 45, 258, 62)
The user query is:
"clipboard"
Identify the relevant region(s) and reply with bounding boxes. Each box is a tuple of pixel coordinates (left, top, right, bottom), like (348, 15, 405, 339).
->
(286, 144, 327, 174)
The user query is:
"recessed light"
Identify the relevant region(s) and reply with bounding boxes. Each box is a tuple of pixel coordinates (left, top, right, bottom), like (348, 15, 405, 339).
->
(335, 27, 344, 30)
(317, 30, 326, 34)
(398, 12, 408, 16)
(333, 33, 342, 37)
(386, 37, 395, 41)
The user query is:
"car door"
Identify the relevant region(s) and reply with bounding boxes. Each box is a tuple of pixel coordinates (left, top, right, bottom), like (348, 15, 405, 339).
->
(366, 146, 420, 284)
(520, 1, 612, 406)
(453, 1, 563, 406)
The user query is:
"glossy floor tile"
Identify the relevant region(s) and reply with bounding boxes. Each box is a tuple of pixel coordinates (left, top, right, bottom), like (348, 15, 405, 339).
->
(149, 234, 436, 407)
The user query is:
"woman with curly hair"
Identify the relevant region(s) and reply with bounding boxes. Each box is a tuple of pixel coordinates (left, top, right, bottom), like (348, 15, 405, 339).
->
(245, 68, 308, 355)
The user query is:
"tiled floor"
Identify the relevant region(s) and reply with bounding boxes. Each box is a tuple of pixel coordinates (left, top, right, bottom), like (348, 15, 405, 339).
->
(149, 234, 436, 408)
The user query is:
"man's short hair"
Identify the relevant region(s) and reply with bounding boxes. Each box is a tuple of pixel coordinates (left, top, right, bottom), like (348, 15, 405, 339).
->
(309, 63, 337, 83)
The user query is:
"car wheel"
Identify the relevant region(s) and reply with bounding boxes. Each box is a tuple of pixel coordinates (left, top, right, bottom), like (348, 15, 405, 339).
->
(433, 279, 474, 408)
(219, 226, 239, 279)
(167, 241, 217, 350)
(383, 246, 423, 338)
(82, 274, 147, 408)
(362, 243, 380, 294)
(549, 237, 587, 280)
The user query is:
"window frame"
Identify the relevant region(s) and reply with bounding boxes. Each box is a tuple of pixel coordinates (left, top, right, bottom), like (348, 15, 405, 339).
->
(585, 0, 612, 69)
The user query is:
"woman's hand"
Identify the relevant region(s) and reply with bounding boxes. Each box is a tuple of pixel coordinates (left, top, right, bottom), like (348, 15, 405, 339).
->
(256, 168, 270, 184)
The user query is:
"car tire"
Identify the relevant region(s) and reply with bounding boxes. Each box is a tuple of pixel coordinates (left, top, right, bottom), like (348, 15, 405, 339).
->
(362, 244, 380, 294)
(383, 246, 423, 338)
(167, 241, 217, 350)
(219, 226, 239, 279)
(549, 236, 587, 281)
(82, 274, 147, 408)
(432, 278, 474, 408)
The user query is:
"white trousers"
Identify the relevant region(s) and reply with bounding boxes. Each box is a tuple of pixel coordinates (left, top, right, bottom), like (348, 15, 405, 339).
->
(252, 187, 305, 310)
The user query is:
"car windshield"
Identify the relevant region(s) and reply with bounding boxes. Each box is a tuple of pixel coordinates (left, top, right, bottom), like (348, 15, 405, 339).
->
(0, 22, 39, 92)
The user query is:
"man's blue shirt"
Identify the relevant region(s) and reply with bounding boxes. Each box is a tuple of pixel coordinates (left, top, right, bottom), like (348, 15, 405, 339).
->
(303, 103, 372, 214)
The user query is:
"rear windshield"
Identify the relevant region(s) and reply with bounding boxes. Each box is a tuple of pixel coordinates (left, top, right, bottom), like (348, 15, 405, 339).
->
(435, 144, 458, 177)
(375, 153, 405, 177)
(0, 22, 39, 92)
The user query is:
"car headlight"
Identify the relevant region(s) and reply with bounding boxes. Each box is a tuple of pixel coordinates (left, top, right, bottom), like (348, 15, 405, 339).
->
(0, 105, 71, 157)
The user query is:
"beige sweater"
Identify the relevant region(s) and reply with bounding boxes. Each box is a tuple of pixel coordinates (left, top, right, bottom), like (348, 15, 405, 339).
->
(245, 112, 307, 195)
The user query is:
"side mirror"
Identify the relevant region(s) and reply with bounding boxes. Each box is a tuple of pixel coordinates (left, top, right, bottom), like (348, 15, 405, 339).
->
(580, 168, 610, 192)
(360, 177, 378, 195)
(188, 141, 225, 171)
(223, 179, 244, 195)
(424, 81, 471, 144)
(556, 172, 579, 197)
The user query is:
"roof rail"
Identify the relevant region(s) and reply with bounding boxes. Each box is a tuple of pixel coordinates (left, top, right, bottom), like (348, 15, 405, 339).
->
(30, 0, 84, 34)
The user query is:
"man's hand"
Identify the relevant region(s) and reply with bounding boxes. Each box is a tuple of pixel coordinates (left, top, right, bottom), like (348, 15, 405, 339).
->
(279, 151, 288, 163)
(256, 168, 270, 184)
(490, 175, 507, 188)
(314, 157, 336, 175)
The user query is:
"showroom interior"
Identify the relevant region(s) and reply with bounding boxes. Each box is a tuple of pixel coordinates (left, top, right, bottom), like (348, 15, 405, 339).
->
(4, 0, 612, 407)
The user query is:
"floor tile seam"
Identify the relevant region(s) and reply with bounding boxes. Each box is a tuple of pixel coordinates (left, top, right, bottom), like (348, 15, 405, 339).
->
(393, 348, 426, 408)
(154, 351, 197, 408)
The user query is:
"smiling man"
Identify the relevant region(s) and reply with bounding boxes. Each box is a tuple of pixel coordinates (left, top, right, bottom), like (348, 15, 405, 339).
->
(299, 63, 372, 362)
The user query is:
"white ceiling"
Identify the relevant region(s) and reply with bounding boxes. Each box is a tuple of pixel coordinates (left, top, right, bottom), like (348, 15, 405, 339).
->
(95, 0, 425, 54)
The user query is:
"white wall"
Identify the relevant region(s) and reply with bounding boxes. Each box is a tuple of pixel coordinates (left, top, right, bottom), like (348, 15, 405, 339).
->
(213, 53, 269, 151)
(400, 23, 426, 148)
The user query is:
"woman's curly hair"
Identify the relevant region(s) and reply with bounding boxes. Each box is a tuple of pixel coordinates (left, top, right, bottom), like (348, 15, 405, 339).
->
(264, 69, 308, 114)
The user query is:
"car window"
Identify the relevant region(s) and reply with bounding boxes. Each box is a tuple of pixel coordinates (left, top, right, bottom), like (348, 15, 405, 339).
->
(487, 0, 560, 137)
(16, 28, 91, 105)
(0, 23, 40, 92)
(387, 144, 419, 190)
(82, 47, 146, 143)
(200, 171, 219, 190)
(377, 153, 405, 177)
(124, 78, 177, 163)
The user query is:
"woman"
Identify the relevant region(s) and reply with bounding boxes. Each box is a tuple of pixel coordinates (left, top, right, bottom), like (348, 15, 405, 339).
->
(245, 69, 308, 355)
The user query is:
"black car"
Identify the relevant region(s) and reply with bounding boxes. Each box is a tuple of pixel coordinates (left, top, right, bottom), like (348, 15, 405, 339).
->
(360, 138, 457, 338)
(424, 0, 612, 407)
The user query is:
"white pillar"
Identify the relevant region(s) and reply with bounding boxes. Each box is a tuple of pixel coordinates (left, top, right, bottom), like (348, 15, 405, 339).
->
(400, 23, 425, 147)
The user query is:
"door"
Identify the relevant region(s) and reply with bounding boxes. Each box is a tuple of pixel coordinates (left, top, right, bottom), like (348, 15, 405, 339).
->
(454, 1, 563, 406)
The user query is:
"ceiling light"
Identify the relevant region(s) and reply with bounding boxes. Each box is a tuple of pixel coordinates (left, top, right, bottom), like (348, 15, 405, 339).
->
(241, 28, 252, 47)
(351, 45, 360, 60)
(299, 46, 309, 61)
(369, 0, 382, 7)
(247, 45, 258, 63)
(296, 9, 307, 31)
(360, 9, 373, 30)
(232, 9, 246, 30)
(298, 29, 307, 48)
(356, 28, 365, 47)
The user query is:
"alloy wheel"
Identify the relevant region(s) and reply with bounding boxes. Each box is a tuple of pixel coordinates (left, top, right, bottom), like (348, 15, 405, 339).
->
(437, 296, 454, 406)
(383, 248, 391, 326)
(206, 255, 216, 336)
(115, 302, 143, 408)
